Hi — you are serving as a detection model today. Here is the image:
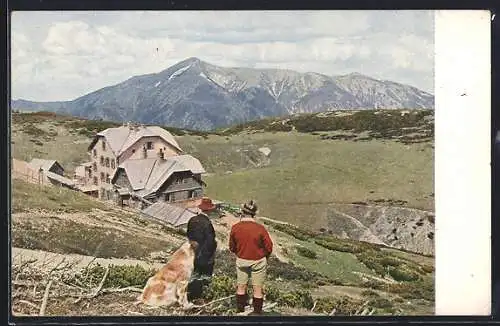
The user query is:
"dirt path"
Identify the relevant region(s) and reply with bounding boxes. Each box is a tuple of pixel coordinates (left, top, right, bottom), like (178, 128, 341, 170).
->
(11, 247, 164, 272)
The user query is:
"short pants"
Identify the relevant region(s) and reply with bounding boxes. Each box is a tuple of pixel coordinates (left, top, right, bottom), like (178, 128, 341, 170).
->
(236, 257, 268, 286)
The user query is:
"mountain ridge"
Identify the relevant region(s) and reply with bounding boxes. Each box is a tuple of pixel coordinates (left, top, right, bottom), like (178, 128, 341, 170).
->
(12, 57, 434, 130)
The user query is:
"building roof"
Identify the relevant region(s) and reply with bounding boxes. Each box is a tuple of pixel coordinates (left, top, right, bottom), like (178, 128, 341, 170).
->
(112, 154, 206, 197)
(28, 158, 63, 173)
(45, 171, 75, 187)
(88, 125, 182, 157)
(78, 185, 99, 193)
(141, 201, 201, 227)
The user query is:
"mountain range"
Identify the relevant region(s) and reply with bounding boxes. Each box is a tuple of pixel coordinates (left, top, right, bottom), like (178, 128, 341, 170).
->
(11, 57, 434, 131)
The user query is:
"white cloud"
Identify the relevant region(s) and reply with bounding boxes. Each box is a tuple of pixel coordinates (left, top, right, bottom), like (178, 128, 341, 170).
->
(11, 10, 434, 101)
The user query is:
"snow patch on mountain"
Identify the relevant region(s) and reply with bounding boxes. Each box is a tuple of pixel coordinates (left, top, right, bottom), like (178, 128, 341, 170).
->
(168, 65, 192, 81)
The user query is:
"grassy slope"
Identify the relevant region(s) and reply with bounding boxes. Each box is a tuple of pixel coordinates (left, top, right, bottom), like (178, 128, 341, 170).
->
(181, 132, 433, 226)
(11, 111, 434, 228)
(10, 111, 434, 315)
(11, 178, 434, 315)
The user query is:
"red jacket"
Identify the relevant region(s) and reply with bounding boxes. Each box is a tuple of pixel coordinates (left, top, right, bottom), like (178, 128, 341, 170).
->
(229, 218, 273, 260)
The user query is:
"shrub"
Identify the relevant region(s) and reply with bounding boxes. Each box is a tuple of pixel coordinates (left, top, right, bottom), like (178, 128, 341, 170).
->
(295, 246, 318, 259)
(315, 239, 360, 254)
(355, 251, 387, 276)
(387, 266, 421, 282)
(420, 264, 435, 274)
(314, 296, 366, 315)
(68, 264, 156, 288)
(203, 275, 235, 301)
(384, 278, 434, 301)
(271, 223, 314, 241)
(275, 289, 314, 309)
(267, 256, 330, 284)
(370, 297, 393, 309)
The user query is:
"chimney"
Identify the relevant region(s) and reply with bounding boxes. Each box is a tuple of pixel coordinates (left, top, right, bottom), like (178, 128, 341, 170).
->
(143, 145, 147, 158)
(127, 122, 133, 130)
(158, 148, 165, 160)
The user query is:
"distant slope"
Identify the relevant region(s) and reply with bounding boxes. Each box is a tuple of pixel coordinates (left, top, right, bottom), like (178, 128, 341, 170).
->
(12, 57, 434, 131)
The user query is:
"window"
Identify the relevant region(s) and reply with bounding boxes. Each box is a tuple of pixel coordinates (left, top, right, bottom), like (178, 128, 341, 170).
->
(132, 149, 136, 154)
(93, 162, 97, 172)
(106, 173, 110, 183)
(111, 159, 115, 169)
(175, 178, 182, 185)
(100, 156, 104, 166)
(93, 149, 97, 158)
(88, 169, 92, 178)
(105, 158, 110, 167)
(102, 141, 106, 151)
(183, 178, 189, 184)
(164, 193, 170, 202)
(93, 176, 98, 185)
(100, 172, 105, 181)
(188, 190, 195, 199)
(170, 193, 176, 202)
(146, 142, 153, 150)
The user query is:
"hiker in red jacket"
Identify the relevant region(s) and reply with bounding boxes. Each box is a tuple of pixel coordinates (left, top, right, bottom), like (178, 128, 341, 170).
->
(229, 200, 273, 315)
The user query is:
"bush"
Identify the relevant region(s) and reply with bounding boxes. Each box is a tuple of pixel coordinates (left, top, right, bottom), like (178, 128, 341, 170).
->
(68, 264, 156, 288)
(420, 264, 435, 274)
(355, 251, 387, 276)
(315, 239, 361, 254)
(314, 296, 366, 315)
(387, 266, 421, 282)
(383, 278, 434, 301)
(266, 221, 316, 241)
(272, 288, 314, 309)
(266, 256, 331, 285)
(295, 246, 318, 259)
(203, 275, 235, 301)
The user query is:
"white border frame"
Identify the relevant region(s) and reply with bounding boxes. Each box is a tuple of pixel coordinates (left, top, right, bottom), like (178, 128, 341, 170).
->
(434, 10, 491, 315)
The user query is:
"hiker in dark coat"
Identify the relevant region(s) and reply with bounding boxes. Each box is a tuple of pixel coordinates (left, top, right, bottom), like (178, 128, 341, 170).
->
(186, 213, 218, 300)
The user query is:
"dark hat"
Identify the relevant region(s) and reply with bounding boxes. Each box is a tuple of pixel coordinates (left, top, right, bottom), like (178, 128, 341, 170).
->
(241, 200, 258, 216)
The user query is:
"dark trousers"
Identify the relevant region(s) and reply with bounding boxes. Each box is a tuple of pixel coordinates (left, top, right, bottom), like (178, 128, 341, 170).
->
(187, 262, 215, 300)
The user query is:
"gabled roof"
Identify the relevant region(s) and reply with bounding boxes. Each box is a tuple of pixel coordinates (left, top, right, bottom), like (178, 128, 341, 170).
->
(45, 171, 75, 187)
(29, 159, 63, 173)
(111, 154, 206, 197)
(88, 125, 182, 157)
(141, 201, 201, 227)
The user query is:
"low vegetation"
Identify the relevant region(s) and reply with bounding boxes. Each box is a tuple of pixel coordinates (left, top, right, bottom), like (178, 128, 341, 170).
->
(12, 179, 107, 213)
(10, 110, 434, 316)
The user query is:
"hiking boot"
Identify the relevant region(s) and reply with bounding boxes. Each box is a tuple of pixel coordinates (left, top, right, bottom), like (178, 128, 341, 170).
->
(236, 294, 248, 313)
(252, 297, 263, 315)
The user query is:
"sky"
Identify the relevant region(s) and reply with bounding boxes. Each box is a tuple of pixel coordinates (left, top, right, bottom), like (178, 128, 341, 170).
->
(11, 10, 434, 102)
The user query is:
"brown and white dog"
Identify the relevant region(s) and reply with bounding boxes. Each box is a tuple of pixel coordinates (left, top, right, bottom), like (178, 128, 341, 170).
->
(137, 240, 198, 309)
